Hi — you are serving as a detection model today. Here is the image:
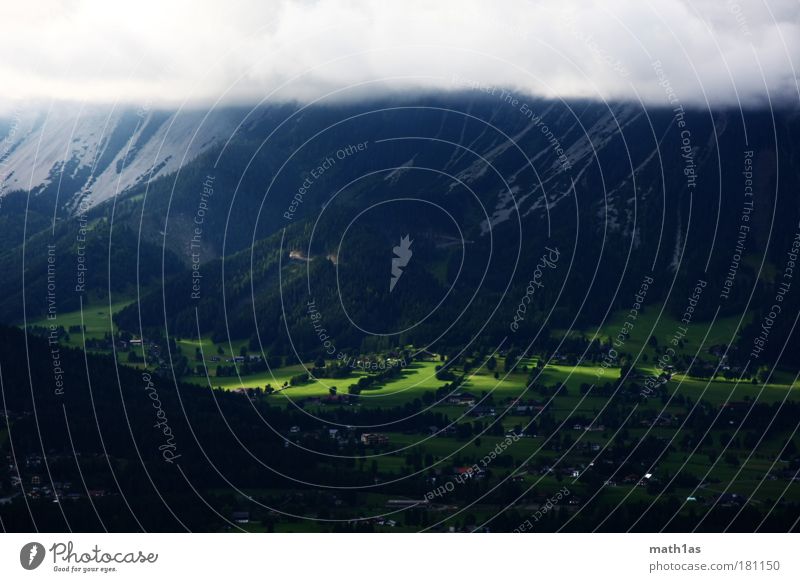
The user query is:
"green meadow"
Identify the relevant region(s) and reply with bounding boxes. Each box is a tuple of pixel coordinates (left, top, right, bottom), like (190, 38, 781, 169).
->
(182, 346, 798, 409)
(187, 361, 446, 408)
(175, 335, 251, 359)
(28, 297, 132, 349)
(24, 302, 799, 408)
(183, 363, 326, 392)
(558, 308, 753, 360)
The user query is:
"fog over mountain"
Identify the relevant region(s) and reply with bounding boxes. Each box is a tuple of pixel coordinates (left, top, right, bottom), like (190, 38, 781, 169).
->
(1, 1, 798, 212)
(0, 0, 798, 112)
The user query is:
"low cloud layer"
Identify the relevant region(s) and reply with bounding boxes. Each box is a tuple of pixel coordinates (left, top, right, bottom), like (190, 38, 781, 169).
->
(0, 0, 798, 113)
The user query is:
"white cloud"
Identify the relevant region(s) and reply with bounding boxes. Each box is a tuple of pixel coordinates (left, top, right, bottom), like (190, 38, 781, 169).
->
(0, 0, 797, 112)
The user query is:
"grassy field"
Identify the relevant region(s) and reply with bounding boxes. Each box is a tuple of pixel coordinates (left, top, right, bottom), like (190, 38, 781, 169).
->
(665, 373, 799, 404)
(184, 363, 323, 391)
(175, 335, 251, 360)
(557, 308, 752, 361)
(28, 297, 132, 349)
(535, 362, 799, 405)
(182, 346, 799, 410)
(26, 299, 798, 408)
(187, 361, 448, 407)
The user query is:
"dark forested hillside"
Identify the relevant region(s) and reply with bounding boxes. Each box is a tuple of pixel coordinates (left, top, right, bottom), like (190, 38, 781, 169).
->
(92, 97, 800, 366)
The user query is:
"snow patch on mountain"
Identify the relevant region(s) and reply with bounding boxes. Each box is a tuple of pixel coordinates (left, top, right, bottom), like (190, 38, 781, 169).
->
(0, 106, 238, 211)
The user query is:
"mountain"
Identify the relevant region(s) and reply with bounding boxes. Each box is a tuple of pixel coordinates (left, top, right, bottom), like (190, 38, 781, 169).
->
(3, 95, 800, 365)
(0, 104, 245, 210)
(107, 96, 800, 366)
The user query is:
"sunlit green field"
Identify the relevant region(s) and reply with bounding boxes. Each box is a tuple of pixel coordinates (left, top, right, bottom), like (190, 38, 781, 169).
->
(188, 361, 447, 407)
(175, 335, 251, 359)
(182, 348, 799, 410)
(536, 363, 799, 405)
(184, 363, 328, 391)
(557, 308, 753, 361)
(27, 300, 799, 408)
(28, 298, 132, 349)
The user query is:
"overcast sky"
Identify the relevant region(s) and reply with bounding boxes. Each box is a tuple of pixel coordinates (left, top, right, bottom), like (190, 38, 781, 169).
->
(0, 0, 798, 113)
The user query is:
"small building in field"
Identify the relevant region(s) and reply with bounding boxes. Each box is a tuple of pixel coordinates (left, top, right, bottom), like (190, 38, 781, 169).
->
(448, 392, 476, 406)
(360, 433, 389, 446)
(231, 511, 250, 524)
